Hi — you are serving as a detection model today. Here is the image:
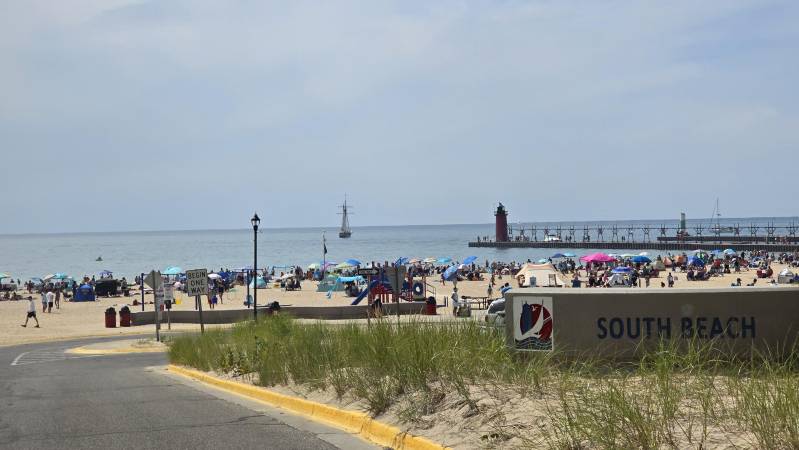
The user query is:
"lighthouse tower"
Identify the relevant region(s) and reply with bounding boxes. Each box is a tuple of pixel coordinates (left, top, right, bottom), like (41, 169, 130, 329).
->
(494, 203, 509, 242)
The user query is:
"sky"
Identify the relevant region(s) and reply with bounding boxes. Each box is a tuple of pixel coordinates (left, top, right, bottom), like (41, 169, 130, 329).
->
(1, 0, 797, 234)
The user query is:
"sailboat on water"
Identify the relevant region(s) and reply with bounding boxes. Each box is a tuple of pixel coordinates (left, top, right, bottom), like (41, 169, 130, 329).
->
(339, 196, 352, 238)
(709, 198, 735, 234)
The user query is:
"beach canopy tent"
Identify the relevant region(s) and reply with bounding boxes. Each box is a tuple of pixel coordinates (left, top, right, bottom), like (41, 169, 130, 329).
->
(514, 263, 566, 287)
(632, 255, 651, 263)
(163, 266, 183, 276)
(249, 276, 267, 289)
(462, 256, 477, 265)
(580, 253, 615, 263)
(74, 284, 96, 302)
(687, 256, 705, 267)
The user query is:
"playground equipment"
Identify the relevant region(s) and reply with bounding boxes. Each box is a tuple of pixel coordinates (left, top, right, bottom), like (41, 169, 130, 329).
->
(350, 270, 437, 306)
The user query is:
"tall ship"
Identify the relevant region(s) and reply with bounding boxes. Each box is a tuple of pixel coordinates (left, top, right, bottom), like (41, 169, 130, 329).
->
(338, 196, 352, 238)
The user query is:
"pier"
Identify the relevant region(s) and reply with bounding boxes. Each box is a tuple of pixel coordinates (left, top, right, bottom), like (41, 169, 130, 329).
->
(472, 203, 799, 252)
(468, 240, 799, 252)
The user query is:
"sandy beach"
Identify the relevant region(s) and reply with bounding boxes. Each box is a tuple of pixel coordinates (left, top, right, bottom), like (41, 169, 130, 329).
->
(2, 262, 796, 347)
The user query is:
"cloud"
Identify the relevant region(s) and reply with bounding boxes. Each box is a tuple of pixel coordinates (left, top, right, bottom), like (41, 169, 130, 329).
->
(0, 0, 797, 233)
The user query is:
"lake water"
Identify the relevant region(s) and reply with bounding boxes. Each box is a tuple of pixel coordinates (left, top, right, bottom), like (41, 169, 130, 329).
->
(1, 217, 796, 281)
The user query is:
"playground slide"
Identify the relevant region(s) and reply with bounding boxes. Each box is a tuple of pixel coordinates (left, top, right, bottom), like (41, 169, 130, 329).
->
(350, 280, 379, 305)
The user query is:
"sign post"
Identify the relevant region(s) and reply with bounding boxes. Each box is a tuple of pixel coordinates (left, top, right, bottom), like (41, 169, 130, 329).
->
(144, 270, 163, 342)
(386, 266, 406, 326)
(164, 283, 174, 330)
(186, 269, 208, 333)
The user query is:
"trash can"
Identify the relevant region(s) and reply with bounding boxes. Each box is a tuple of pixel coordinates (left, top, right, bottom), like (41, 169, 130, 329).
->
(105, 307, 116, 328)
(119, 306, 131, 327)
(425, 296, 437, 315)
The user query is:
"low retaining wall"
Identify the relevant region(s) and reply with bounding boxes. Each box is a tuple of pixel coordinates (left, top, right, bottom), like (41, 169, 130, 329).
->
(505, 287, 799, 356)
(131, 302, 430, 325)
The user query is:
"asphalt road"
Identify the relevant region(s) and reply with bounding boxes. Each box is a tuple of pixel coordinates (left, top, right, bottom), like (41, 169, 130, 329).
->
(0, 336, 377, 450)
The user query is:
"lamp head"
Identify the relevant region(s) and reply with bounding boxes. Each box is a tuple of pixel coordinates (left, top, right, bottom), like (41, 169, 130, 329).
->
(251, 213, 260, 230)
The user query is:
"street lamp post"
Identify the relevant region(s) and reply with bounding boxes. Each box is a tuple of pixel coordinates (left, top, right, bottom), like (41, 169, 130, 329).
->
(251, 213, 260, 320)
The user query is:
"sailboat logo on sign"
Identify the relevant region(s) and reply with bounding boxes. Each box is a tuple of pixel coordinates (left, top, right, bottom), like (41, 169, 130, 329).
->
(513, 297, 554, 351)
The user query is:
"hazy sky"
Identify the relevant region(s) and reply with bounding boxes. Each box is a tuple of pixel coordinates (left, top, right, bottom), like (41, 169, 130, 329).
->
(1, 1, 797, 234)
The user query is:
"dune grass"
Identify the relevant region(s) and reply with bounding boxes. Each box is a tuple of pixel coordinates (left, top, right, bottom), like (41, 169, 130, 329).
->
(169, 316, 799, 449)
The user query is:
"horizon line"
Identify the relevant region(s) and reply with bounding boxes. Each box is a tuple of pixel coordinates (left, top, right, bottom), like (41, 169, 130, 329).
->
(1, 215, 797, 238)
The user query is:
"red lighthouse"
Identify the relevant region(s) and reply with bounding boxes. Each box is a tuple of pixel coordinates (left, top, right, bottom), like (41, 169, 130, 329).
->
(495, 203, 509, 242)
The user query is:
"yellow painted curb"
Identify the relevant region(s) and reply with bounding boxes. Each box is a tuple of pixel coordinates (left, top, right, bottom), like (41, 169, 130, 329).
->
(66, 345, 167, 355)
(168, 364, 450, 450)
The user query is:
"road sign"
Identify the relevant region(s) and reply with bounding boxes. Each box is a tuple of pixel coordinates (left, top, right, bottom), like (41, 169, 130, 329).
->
(358, 268, 380, 276)
(144, 270, 163, 290)
(186, 269, 209, 297)
(385, 266, 406, 294)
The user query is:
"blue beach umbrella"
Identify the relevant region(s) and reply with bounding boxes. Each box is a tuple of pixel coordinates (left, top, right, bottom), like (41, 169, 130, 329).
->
(687, 256, 705, 267)
(612, 266, 633, 274)
(631, 255, 651, 263)
(551, 253, 565, 258)
(395, 257, 409, 265)
(163, 266, 183, 275)
(723, 248, 736, 255)
(462, 256, 477, 265)
(345, 259, 361, 266)
(437, 257, 452, 264)
(563, 252, 576, 258)
(443, 265, 459, 281)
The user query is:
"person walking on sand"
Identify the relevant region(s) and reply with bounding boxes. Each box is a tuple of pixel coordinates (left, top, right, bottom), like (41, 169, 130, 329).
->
(40, 288, 48, 313)
(22, 296, 40, 328)
(54, 287, 61, 309)
(46, 289, 55, 313)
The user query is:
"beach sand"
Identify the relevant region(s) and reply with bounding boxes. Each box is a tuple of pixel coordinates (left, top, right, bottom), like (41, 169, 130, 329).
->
(1, 262, 795, 347)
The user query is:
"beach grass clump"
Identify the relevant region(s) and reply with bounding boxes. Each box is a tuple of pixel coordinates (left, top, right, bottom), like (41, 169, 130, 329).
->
(169, 316, 799, 448)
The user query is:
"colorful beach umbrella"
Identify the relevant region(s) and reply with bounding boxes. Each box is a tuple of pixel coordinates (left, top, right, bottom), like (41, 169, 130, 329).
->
(632, 255, 651, 263)
(162, 266, 183, 275)
(345, 259, 361, 266)
(687, 256, 705, 267)
(579, 253, 615, 263)
(462, 256, 478, 265)
(443, 265, 459, 281)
